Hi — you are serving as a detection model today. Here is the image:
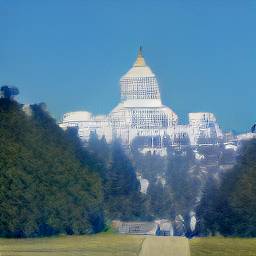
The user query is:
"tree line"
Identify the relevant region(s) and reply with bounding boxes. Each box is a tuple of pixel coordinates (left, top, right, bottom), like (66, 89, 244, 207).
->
(0, 99, 144, 237)
(197, 139, 256, 237)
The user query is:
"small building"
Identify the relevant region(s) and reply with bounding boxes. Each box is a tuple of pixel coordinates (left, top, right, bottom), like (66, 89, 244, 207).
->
(155, 219, 174, 236)
(112, 219, 173, 236)
(119, 222, 159, 235)
(114, 221, 159, 235)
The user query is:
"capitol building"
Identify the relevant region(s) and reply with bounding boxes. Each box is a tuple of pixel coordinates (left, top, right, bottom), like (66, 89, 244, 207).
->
(59, 48, 224, 154)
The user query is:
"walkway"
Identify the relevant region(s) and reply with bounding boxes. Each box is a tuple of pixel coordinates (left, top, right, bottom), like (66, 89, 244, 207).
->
(139, 236, 190, 256)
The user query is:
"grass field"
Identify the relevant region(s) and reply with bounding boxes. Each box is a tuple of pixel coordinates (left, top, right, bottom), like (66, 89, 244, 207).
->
(1, 234, 256, 256)
(0, 233, 144, 256)
(190, 237, 256, 256)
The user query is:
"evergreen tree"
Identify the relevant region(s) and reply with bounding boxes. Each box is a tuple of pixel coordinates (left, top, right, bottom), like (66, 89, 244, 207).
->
(166, 148, 196, 216)
(197, 139, 256, 237)
(104, 141, 144, 220)
(0, 99, 104, 237)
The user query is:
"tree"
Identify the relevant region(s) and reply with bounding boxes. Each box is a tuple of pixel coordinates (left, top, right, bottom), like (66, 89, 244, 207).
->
(104, 140, 144, 220)
(0, 99, 104, 237)
(196, 139, 256, 237)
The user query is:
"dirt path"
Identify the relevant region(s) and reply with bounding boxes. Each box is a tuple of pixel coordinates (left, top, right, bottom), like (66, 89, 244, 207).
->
(139, 236, 190, 256)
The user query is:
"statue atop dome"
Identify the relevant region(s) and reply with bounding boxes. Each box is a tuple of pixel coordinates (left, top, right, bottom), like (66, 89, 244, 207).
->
(133, 46, 146, 67)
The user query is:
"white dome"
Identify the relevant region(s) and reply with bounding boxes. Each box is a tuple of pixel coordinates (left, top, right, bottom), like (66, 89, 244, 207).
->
(94, 115, 107, 121)
(63, 111, 92, 122)
(122, 65, 155, 78)
(121, 47, 155, 78)
(120, 48, 161, 102)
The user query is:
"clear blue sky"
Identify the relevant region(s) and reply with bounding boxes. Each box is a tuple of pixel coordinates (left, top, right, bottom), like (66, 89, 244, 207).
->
(1, 1, 255, 132)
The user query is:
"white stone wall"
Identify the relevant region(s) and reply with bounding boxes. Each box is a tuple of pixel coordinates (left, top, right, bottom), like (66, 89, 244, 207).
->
(188, 112, 223, 145)
(59, 111, 112, 143)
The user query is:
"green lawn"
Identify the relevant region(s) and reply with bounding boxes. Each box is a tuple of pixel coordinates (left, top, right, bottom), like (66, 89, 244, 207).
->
(190, 237, 256, 256)
(0, 233, 144, 256)
(1, 234, 256, 256)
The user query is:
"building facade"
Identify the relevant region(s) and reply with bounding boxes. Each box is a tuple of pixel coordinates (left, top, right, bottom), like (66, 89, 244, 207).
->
(59, 48, 224, 152)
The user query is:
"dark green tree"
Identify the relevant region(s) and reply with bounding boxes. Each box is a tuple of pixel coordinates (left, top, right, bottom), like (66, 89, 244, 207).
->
(104, 141, 145, 220)
(197, 139, 256, 237)
(0, 99, 104, 237)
